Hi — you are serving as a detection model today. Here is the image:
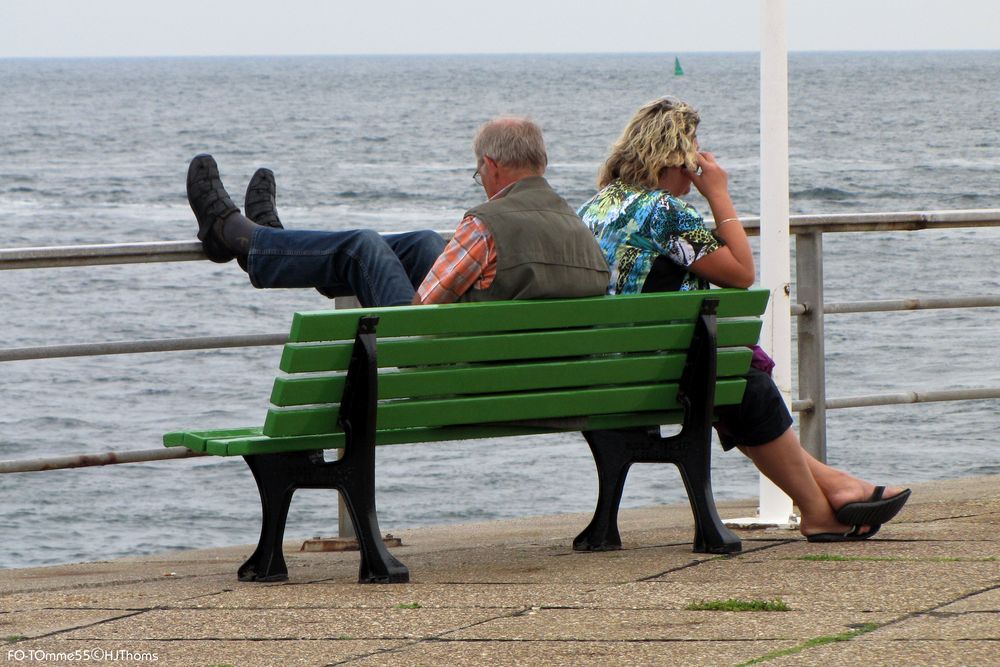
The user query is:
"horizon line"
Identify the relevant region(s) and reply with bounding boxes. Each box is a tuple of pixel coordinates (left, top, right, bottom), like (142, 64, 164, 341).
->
(2, 47, 998, 61)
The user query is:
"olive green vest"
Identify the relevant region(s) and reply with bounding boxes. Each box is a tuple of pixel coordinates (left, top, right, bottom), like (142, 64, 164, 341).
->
(460, 176, 609, 302)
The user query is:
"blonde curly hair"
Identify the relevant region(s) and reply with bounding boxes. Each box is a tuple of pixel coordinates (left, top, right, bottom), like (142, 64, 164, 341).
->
(597, 98, 700, 189)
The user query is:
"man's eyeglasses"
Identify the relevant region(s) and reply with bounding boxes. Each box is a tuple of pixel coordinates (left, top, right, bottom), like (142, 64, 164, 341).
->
(473, 156, 491, 186)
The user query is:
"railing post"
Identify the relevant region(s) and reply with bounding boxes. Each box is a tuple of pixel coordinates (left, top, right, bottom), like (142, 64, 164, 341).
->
(334, 295, 361, 540)
(795, 232, 827, 462)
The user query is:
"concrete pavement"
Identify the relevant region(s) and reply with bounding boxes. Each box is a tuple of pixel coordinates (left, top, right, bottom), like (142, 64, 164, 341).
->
(1, 475, 998, 666)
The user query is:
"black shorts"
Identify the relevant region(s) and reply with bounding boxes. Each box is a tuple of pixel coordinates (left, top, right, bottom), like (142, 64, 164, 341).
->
(714, 367, 793, 450)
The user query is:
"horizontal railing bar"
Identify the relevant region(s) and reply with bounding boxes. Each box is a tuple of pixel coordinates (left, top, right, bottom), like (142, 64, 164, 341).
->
(0, 333, 287, 362)
(4, 209, 999, 270)
(796, 387, 1000, 413)
(0, 240, 206, 269)
(4, 384, 997, 474)
(773, 208, 1000, 234)
(0, 447, 206, 474)
(824, 387, 1000, 410)
(823, 296, 1000, 314)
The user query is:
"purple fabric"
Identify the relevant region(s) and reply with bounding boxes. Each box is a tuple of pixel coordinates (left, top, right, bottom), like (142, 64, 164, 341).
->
(749, 344, 775, 376)
(713, 366, 793, 449)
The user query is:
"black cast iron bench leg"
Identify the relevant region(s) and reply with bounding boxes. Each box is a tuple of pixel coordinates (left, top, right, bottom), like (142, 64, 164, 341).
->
(238, 451, 299, 581)
(574, 299, 742, 555)
(238, 316, 409, 584)
(238, 450, 324, 582)
(573, 430, 630, 551)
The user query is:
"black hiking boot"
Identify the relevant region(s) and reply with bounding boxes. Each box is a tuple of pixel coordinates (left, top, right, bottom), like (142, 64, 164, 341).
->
(244, 167, 284, 229)
(187, 154, 239, 263)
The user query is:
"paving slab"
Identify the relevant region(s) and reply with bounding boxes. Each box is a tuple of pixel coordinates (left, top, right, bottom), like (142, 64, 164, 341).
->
(0, 578, 236, 612)
(649, 559, 998, 612)
(157, 582, 616, 610)
(0, 609, 135, 640)
(763, 639, 1000, 667)
(859, 611, 1000, 640)
(57, 607, 506, 641)
(443, 607, 898, 642)
(937, 587, 1000, 612)
(347, 638, 801, 667)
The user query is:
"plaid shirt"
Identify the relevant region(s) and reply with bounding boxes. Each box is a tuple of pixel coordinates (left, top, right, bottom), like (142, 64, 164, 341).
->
(415, 215, 496, 304)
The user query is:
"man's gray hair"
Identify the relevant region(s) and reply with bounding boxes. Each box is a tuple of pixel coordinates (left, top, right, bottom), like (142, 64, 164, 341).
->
(473, 117, 548, 170)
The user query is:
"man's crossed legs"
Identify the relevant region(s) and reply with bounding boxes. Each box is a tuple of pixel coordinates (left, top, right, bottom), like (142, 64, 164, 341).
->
(187, 154, 446, 307)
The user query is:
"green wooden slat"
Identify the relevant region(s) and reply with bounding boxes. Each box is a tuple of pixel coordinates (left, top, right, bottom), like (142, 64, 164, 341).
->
(280, 323, 688, 373)
(718, 320, 762, 347)
(209, 409, 697, 456)
(163, 431, 188, 447)
(270, 348, 753, 406)
(166, 426, 264, 452)
(280, 319, 762, 374)
(263, 378, 747, 437)
(288, 288, 770, 342)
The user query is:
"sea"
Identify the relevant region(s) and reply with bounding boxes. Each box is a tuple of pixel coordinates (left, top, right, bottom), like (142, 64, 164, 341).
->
(1, 51, 999, 569)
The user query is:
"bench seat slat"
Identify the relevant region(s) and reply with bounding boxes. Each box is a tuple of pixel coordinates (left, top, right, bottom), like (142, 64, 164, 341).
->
(270, 349, 753, 406)
(288, 289, 771, 342)
(180, 410, 694, 457)
(262, 378, 747, 437)
(163, 426, 265, 452)
(279, 320, 763, 373)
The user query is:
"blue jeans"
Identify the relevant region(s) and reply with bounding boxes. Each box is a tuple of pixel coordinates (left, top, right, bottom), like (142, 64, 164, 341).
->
(247, 227, 447, 307)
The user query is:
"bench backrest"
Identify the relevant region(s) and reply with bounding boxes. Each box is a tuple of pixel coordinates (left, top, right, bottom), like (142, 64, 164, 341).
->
(193, 289, 766, 456)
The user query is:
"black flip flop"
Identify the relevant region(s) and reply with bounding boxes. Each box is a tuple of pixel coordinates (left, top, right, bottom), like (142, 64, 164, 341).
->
(835, 486, 911, 527)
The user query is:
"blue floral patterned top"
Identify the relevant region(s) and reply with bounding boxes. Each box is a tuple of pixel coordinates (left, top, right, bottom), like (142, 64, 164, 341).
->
(577, 180, 722, 294)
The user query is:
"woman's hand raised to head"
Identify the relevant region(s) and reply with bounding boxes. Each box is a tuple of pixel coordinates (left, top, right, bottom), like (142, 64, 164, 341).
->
(687, 151, 730, 203)
(686, 150, 756, 289)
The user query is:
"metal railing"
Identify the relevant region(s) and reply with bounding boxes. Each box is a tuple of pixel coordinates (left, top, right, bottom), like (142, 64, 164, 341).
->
(2, 208, 1000, 472)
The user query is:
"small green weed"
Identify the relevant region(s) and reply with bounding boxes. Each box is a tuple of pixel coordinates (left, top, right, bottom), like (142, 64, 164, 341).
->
(395, 602, 422, 609)
(4, 636, 27, 644)
(797, 554, 897, 562)
(685, 598, 789, 612)
(737, 623, 880, 665)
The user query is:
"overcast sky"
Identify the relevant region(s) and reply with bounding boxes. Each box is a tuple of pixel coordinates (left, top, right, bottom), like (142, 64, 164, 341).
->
(2, 0, 998, 58)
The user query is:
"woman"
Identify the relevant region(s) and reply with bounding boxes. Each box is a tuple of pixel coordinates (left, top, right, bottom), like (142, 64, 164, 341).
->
(578, 98, 910, 541)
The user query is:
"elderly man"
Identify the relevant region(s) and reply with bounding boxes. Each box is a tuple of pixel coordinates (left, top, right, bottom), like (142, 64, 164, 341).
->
(186, 117, 608, 305)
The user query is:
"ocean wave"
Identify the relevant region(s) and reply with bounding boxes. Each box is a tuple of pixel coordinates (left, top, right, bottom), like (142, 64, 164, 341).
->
(5, 416, 96, 429)
(332, 189, 436, 203)
(791, 186, 854, 200)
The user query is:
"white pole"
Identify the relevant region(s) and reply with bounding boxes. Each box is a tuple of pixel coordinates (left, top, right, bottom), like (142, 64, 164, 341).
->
(726, 0, 797, 529)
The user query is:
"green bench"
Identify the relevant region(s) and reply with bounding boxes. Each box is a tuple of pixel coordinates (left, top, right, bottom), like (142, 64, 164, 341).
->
(165, 288, 770, 584)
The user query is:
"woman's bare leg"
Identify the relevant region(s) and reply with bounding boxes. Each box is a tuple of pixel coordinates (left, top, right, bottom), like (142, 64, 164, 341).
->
(738, 428, 858, 536)
(801, 449, 907, 511)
